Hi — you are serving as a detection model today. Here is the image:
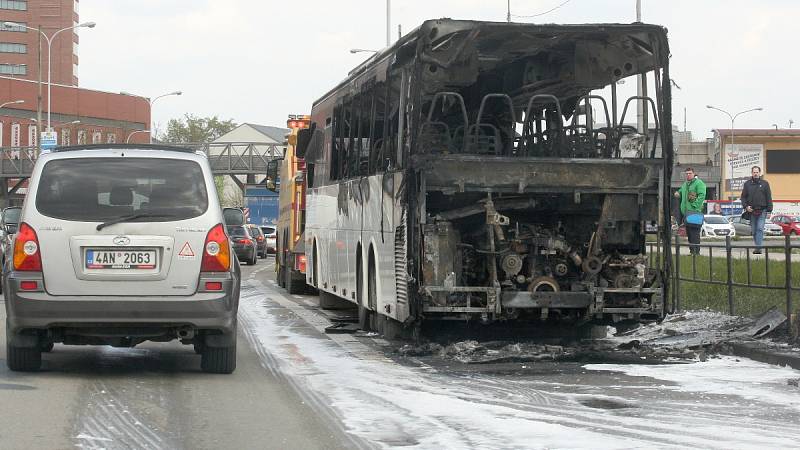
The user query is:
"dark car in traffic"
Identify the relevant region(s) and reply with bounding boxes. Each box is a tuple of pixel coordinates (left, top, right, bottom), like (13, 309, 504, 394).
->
(247, 224, 268, 259)
(228, 225, 257, 265)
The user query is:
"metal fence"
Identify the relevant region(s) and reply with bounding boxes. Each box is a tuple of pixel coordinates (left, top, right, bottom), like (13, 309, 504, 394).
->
(650, 235, 798, 328)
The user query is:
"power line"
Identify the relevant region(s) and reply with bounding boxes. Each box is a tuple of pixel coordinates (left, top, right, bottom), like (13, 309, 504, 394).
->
(511, 0, 574, 18)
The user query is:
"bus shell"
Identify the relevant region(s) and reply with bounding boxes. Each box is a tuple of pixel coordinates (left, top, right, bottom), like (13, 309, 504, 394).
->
(301, 19, 674, 333)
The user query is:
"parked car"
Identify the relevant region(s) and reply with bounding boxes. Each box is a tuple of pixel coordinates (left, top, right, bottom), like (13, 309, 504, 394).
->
(228, 225, 258, 265)
(727, 215, 783, 236)
(771, 214, 800, 236)
(701, 214, 735, 238)
(3, 144, 240, 373)
(247, 224, 268, 259)
(260, 225, 276, 254)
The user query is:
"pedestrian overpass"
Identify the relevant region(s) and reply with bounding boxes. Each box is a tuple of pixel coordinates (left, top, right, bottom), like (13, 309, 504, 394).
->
(0, 142, 284, 206)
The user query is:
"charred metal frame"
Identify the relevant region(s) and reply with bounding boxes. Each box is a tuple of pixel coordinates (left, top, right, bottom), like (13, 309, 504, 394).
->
(400, 20, 674, 325)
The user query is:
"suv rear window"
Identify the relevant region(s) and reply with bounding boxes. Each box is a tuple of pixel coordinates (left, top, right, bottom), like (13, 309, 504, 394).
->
(35, 157, 208, 222)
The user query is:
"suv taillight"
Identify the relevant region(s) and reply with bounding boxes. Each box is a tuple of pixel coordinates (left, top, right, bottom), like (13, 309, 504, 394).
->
(14, 222, 42, 272)
(201, 224, 230, 272)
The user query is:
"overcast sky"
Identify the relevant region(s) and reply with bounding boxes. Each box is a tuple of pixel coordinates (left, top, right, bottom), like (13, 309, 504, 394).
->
(79, 0, 798, 139)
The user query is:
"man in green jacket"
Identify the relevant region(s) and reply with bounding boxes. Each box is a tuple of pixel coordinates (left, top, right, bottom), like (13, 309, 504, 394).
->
(674, 167, 707, 254)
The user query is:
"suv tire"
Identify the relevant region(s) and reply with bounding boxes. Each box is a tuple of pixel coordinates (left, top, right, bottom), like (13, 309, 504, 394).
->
(201, 339, 237, 374)
(6, 340, 42, 372)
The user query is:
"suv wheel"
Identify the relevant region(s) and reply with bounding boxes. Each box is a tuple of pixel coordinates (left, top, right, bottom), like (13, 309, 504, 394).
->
(6, 327, 42, 372)
(201, 339, 237, 374)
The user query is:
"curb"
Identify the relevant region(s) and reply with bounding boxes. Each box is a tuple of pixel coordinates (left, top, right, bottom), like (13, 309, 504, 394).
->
(728, 342, 800, 370)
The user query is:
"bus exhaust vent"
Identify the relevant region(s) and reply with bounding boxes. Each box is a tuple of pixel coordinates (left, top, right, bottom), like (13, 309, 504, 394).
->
(394, 211, 408, 305)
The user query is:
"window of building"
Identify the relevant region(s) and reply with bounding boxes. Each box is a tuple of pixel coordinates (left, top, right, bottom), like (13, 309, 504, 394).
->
(0, 22, 26, 32)
(0, 64, 26, 75)
(61, 129, 71, 146)
(77, 129, 86, 144)
(0, 42, 26, 53)
(11, 123, 21, 147)
(28, 124, 37, 147)
(92, 131, 102, 144)
(106, 133, 116, 143)
(766, 149, 800, 174)
(0, 0, 27, 10)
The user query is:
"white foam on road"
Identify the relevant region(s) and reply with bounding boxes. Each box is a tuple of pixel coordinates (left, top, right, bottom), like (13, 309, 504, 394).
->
(586, 356, 800, 410)
(240, 266, 800, 449)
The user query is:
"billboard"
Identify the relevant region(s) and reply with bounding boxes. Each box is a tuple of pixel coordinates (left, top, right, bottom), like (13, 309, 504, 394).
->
(725, 143, 763, 192)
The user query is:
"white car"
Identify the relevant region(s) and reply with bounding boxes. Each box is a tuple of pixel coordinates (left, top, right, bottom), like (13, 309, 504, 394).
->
(702, 214, 736, 238)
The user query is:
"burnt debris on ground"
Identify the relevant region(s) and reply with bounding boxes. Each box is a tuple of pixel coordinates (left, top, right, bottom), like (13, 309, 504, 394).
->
(395, 308, 795, 366)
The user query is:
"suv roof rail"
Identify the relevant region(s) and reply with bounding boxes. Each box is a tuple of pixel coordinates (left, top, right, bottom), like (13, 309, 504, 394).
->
(51, 143, 200, 154)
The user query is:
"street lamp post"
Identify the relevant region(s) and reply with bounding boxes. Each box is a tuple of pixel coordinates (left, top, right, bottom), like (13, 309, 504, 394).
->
(0, 100, 25, 109)
(2, 21, 96, 131)
(125, 129, 150, 143)
(349, 48, 379, 54)
(706, 105, 763, 154)
(120, 91, 182, 142)
(706, 105, 763, 197)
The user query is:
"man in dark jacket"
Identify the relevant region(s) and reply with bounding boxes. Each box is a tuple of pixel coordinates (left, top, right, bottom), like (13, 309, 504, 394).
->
(740, 166, 773, 254)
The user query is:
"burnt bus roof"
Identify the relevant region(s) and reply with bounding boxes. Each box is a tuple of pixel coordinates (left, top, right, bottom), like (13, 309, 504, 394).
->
(312, 18, 670, 109)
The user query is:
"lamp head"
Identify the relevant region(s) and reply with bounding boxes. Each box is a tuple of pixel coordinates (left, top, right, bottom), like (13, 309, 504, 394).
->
(80, 22, 96, 28)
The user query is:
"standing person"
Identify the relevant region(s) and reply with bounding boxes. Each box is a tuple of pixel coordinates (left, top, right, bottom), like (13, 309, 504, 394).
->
(740, 166, 773, 254)
(674, 167, 707, 254)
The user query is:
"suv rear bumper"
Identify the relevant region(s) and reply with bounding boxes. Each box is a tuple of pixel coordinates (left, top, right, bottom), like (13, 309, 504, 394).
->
(4, 272, 239, 337)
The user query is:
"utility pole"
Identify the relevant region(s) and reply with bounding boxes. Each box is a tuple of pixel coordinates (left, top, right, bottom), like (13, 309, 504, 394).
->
(36, 25, 43, 150)
(386, 0, 391, 47)
(398, 24, 401, 40)
(507, 0, 512, 22)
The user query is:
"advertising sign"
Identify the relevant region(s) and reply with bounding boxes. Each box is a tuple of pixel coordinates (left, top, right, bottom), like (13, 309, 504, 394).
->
(40, 130, 58, 151)
(725, 143, 762, 192)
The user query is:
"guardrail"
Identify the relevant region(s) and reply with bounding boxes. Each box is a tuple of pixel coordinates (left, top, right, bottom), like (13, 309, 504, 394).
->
(649, 235, 798, 329)
(0, 142, 285, 178)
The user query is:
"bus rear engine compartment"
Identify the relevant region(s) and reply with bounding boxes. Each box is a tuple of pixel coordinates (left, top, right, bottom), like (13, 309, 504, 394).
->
(420, 192, 663, 324)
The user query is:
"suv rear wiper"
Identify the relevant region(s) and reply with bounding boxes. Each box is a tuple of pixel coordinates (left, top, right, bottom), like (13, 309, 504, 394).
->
(96, 213, 177, 231)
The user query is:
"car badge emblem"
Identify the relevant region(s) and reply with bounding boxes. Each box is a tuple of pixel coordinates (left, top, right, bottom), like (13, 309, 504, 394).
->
(113, 236, 131, 246)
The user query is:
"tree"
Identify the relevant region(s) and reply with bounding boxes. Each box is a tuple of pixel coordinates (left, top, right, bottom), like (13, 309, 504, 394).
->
(159, 113, 237, 143)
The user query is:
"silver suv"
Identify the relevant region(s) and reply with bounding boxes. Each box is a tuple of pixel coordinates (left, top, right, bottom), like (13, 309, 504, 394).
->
(3, 144, 240, 373)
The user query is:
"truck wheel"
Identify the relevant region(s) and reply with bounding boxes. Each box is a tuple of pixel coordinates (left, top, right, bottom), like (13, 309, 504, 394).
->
(201, 339, 236, 374)
(286, 268, 304, 295)
(277, 265, 285, 288)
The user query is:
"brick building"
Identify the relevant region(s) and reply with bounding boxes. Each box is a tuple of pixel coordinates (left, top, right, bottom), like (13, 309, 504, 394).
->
(0, 76, 149, 146)
(0, 0, 79, 85)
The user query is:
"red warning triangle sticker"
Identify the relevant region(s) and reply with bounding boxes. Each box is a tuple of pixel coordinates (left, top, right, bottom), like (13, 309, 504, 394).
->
(178, 242, 195, 257)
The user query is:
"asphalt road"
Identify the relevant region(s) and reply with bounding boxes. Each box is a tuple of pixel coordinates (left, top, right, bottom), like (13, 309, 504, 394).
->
(0, 261, 354, 450)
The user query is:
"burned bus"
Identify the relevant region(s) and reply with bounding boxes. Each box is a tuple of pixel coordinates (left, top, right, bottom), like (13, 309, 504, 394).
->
(300, 19, 673, 334)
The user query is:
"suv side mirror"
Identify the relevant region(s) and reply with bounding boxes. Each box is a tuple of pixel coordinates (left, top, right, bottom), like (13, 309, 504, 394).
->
(266, 158, 283, 192)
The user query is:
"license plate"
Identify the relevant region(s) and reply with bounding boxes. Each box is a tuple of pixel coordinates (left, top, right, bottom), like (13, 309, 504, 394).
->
(86, 249, 157, 270)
